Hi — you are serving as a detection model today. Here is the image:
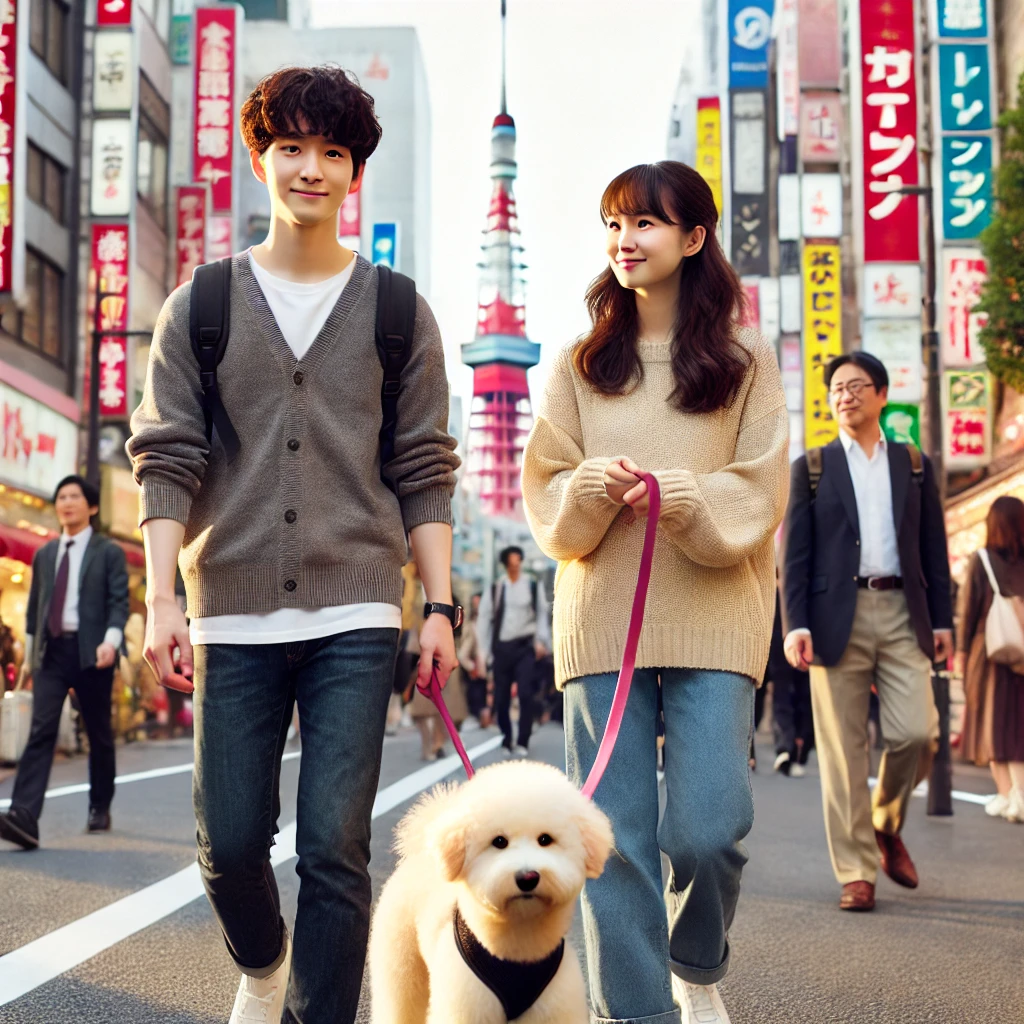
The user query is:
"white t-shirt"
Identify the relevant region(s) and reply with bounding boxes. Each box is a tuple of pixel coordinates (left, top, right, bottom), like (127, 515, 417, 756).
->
(188, 250, 401, 646)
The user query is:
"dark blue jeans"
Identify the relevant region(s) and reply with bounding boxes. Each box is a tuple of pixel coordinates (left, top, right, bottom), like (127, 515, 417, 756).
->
(192, 628, 398, 1024)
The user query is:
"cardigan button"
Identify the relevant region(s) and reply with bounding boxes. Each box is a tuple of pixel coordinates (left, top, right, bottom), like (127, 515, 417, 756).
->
(287, 438, 300, 451)
(284, 579, 297, 592)
(293, 370, 304, 385)
(285, 510, 297, 524)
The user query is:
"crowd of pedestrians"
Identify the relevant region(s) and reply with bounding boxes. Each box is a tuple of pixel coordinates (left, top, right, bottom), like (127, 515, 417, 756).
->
(1, 59, 1020, 1024)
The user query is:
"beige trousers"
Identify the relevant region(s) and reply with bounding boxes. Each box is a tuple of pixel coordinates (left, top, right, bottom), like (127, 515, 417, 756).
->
(810, 589, 936, 885)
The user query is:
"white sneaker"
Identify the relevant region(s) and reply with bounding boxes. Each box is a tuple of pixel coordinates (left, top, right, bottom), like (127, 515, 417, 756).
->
(229, 933, 291, 1023)
(985, 793, 1010, 817)
(790, 763, 806, 778)
(513, 744, 529, 758)
(672, 973, 731, 1024)
(773, 751, 791, 775)
(1003, 788, 1024, 823)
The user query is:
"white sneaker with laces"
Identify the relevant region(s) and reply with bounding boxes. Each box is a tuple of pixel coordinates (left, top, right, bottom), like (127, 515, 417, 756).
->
(672, 973, 731, 1024)
(1003, 787, 1024, 823)
(985, 793, 1010, 817)
(790, 763, 806, 778)
(229, 933, 291, 1023)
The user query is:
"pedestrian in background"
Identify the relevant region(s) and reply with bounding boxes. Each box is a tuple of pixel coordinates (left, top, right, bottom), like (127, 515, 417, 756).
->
(955, 495, 1024, 823)
(457, 592, 491, 726)
(767, 589, 813, 777)
(523, 161, 789, 1024)
(0, 475, 129, 850)
(478, 545, 551, 756)
(782, 352, 953, 912)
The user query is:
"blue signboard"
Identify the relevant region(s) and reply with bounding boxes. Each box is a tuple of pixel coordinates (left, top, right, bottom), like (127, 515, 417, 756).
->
(371, 222, 400, 269)
(942, 135, 993, 240)
(728, 0, 774, 89)
(938, 44, 992, 131)
(170, 15, 191, 66)
(937, 0, 988, 38)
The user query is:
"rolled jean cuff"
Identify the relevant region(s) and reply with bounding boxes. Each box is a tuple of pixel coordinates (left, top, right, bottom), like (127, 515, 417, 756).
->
(593, 1010, 681, 1024)
(669, 941, 730, 986)
(232, 922, 289, 979)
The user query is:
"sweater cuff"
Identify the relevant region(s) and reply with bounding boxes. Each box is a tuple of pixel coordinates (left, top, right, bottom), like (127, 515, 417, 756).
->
(652, 468, 698, 522)
(139, 476, 193, 527)
(400, 485, 454, 531)
(576, 457, 620, 502)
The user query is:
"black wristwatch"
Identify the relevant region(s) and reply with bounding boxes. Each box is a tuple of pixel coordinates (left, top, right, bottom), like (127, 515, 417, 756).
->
(424, 602, 464, 634)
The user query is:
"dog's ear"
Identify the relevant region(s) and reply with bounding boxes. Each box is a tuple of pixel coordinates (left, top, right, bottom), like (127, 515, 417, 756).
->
(433, 819, 468, 881)
(575, 805, 614, 879)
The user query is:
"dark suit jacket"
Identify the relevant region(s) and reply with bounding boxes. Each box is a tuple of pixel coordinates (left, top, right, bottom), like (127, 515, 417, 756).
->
(781, 438, 952, 666)
(25, 531, 130, 674)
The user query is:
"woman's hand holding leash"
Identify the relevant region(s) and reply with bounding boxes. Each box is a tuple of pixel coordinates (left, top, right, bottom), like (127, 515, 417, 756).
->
(605, 457, 652, 514)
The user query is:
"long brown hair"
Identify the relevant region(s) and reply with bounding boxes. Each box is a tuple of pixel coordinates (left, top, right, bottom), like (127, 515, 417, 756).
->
(986, 496, 1024, 561)
(574, 162, 749, 414)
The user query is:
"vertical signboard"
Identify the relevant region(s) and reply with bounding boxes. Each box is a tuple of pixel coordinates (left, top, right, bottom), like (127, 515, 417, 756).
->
(372, 222, 399, 269)
(801, 174, 842, 238)
(93, 31, 135, 112)
(90, 119, 134, 217)
(943, 249, 988, 367)
(91, 225, 131, 419)
(97, 0, 134, 26)
(175, 185, 208, 287)
(937, 0, 987, 37)
(858, 0, 920, 263)
(799, 92, 842, 163)
(696, 97, 724, 216)
(338, 186, 361, 246)
(731, 91, 769, 276)
(862, 319, 923, 402)
(803, 243, 842, 447)
(798, 0, 841, 87)
(193, 6, 239, 215)
(728, 0, 773, 89)
(944, 368, 992, 467)
(777, 0, 800, 140)
(0, 0, 25, 301)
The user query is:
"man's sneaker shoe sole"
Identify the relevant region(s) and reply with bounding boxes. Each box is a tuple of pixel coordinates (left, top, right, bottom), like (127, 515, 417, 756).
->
(0, 815, 39, 850)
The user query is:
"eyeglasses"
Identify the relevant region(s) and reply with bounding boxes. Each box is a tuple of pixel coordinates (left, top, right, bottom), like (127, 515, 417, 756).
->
(829, 380, 875, 400)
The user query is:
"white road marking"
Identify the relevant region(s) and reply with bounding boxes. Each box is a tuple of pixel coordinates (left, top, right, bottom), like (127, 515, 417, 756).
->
(868, 776, 990, 807)
(0, 734, 502, 1006)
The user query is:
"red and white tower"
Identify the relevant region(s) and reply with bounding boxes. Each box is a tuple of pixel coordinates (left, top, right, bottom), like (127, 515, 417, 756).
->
(461, 0, 540, 520)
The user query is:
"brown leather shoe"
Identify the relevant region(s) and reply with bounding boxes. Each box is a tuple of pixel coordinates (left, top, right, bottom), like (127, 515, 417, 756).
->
(840, 880, 876, 911)
(875, 829, 919, 888)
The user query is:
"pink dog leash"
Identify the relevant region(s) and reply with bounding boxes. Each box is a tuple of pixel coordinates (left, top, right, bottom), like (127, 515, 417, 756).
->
(417, 472, 662, 799)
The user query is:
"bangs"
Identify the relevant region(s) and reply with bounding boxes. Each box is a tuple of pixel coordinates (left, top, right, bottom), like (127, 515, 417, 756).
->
(600, 165, 678, 225)
(264, 75, 352, 146)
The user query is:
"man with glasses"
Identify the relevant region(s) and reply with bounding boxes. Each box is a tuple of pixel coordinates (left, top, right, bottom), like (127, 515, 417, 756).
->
(780, 352, 952, 912)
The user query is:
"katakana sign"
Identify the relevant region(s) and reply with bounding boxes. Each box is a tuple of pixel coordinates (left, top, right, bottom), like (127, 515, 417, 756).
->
(941, 135, 992, 240)
(938, 44, 992, 132)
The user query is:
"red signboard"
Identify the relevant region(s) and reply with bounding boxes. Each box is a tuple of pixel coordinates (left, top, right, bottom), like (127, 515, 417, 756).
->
(859, 0, 920, 263)
(97, 0, 133, 26)
(91, 224, 130, 418)
(740, 279, 760, 329)
(798, 0, 841, 88)
(175, 185, 208, 287)
(338, 187, 361, 240)
(944, 250, 988, 368)
(192, 6, 238, 214)
(0, 1, 19, 295)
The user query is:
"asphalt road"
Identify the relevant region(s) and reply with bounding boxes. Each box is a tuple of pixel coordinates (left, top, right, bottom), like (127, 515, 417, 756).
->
(0, 721, 1022, 1023)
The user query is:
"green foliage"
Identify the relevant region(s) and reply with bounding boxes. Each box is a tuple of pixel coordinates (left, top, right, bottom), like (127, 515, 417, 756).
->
(978, 72, 1024, 391)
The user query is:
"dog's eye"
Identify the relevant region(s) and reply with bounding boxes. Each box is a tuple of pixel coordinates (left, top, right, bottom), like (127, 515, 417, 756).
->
(492, 836, 508, 849)
(538, 833, 554, 847)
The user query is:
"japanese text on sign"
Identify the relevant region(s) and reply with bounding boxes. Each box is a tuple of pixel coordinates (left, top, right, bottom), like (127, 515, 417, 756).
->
(696, 98, 723, 216)
(859, 0, 919, 262)
(803, 243, 842, 446)
(90, 225, 130, 418)
(941, 135, 992, 239)
(943, 249, 989, 367)
(192, 7, 238, 213)
(938, 0, 987, 38)
(945, 369, 991, 466)
(0, 0, 20, 295)
(175, 186, 208, 287)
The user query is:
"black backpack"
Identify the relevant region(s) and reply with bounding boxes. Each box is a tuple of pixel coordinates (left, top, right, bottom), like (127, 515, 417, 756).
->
(188, 257, 416, 491)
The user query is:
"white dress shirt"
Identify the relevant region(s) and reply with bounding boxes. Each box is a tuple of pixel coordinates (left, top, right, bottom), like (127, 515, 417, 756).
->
(839, 429, 901, 577)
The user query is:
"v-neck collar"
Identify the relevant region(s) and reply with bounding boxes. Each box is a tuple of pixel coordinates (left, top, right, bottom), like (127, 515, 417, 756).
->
(234, 250, 374, 374)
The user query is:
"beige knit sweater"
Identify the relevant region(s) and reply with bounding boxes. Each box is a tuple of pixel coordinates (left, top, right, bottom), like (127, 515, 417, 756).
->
(522, 329, 790, 687)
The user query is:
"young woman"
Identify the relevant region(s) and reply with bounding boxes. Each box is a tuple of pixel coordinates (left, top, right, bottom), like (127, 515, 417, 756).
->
(955, 496, 1024, 823)
(522, 162, 789, 1024)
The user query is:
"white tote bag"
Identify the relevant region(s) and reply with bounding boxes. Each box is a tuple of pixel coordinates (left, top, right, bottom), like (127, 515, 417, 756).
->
(0, 679, 33, 763)
(978, 548, 1024, 666)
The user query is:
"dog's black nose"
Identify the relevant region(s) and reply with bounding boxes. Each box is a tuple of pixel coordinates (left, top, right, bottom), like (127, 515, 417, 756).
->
(516, 870, 540, 892)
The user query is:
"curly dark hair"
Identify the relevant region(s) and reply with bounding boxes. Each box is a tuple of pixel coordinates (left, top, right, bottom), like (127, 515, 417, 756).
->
(239, 65, 382, 176)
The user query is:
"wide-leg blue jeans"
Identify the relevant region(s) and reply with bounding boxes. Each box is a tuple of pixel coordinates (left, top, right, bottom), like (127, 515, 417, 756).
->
(564, 667, 755, 1024)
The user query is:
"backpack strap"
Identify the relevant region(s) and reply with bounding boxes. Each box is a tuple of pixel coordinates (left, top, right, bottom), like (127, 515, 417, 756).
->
(905, 443, 924, 484)
(375, 265, 417, 491)
(530, 579, 538, 618)
(806, 446, 824, 498)
(189, 257, 240, 462)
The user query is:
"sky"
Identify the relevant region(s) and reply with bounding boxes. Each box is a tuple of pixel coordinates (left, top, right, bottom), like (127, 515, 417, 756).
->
(310, 0, 700, 414)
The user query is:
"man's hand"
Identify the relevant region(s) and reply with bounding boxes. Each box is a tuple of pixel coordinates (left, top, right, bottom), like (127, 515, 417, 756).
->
(417, 613, 458, 691)
(534, 641, 548, 661)
(603, 458, 641, 505)
(933, 629, 954, 664)
(144, 593, 194, 693)
(95, 642, 117, 670)
(784, 630, 814, 671)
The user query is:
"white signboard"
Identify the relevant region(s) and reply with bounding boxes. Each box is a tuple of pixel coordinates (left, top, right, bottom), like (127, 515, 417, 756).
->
(0, 383, 78, 496)
(801, 173, 843, 238)
(759, 276, 780, 342)
(90, 118, 134, 216)
(93, 32, 135, 112)
(780, 274, 802, 334)
(862, 318, 923, 403)
(778, 174, 800, 240)
(863, 264, 922, 319)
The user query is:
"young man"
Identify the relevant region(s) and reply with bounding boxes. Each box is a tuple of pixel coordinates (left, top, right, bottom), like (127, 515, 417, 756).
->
(781, 352, 952, 913)
(127, 66, 460, 1024)
(478, 545, 550, 756)
(0, 476, 128, 849)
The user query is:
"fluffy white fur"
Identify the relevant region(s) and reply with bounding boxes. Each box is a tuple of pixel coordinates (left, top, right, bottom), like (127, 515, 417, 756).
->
(368, 760, 614, 1024)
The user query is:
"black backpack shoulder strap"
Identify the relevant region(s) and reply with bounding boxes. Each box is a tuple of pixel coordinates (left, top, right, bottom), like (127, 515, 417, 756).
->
(375, 264, 417, 486)
(189, 257, 240, 462)
(806, 446, 824, 498)
(904, 443, 924, 484)
(530, 579, 538, 616)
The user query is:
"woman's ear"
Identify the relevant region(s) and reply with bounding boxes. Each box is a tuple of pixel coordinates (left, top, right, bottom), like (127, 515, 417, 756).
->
(576, 804, 614, 879)
(684, 225, 707, 258)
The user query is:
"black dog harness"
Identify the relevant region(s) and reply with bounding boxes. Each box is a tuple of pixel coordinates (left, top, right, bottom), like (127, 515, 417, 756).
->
(453, 907, 564, 1021)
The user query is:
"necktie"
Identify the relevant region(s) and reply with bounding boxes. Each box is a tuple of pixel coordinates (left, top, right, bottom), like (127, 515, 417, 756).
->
(47, 539, 74, 638)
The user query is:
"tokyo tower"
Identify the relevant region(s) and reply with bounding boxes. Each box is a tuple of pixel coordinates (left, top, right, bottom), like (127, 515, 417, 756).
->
(461, 0, 540, 520)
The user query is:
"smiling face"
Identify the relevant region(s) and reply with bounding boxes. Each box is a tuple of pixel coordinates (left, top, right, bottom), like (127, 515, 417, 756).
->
(605, 205, 706, 292)
(250, 134, 361, 229)
(828, 360, 888, 434)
